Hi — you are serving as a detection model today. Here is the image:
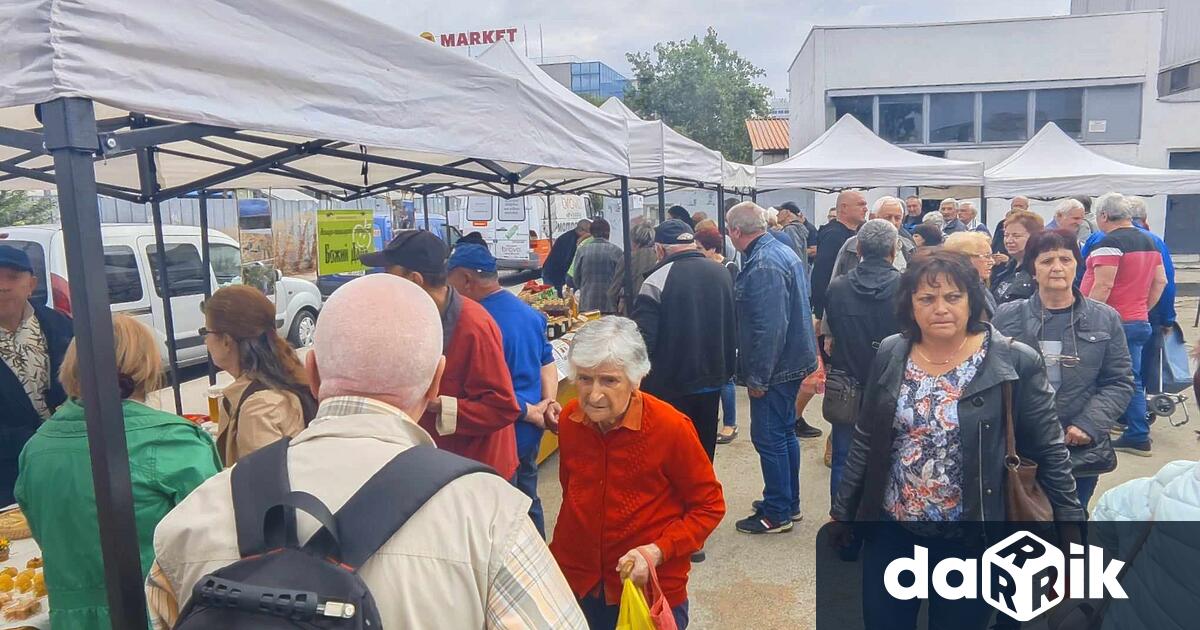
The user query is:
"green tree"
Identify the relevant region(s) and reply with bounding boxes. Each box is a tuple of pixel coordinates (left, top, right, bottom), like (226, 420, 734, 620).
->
(0, 191, 56, 227)
(624, 28, 771, 163)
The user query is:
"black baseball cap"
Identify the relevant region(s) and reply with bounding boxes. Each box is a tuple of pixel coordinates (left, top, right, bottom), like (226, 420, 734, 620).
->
(654, 219, 695, 245)
(360, 230, 447, 274)
(778, 201, 802, 214)
(0, 246, 34, 273)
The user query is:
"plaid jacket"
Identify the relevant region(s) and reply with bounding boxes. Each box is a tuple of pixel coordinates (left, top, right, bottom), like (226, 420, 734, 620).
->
(570, 237, 623, 313)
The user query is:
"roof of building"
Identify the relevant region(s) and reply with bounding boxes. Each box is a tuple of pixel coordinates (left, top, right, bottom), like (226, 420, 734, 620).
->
(746, 118, 790, 152)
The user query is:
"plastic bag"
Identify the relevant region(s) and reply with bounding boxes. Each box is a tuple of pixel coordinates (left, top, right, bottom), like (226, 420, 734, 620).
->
(616, 578, 654, 630)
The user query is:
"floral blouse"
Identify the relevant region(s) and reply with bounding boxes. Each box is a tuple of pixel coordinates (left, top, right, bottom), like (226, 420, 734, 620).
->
(883, 338, 988, 522)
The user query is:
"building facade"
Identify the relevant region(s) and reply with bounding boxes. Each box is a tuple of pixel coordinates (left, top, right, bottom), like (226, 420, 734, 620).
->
(539, 60, 629, 101)
(787, 8, 1200, 253)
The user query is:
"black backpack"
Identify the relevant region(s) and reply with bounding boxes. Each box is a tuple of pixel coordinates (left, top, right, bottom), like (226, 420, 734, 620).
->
(173, 438, 493, 629)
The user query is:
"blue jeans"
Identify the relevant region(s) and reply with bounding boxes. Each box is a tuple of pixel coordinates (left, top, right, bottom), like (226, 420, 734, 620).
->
(578, 594, 689, 630)
(721, 379, 737, 428)
(829, 423, 854, 502)
(1076, 475, 1100, 509)
(749, 380, 802, 522)
(1120, 321, 1153, 443)
(513, 437, 545, 538)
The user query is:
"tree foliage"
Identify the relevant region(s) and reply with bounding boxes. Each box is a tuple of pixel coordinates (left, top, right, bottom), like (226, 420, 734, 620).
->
(0, 192, 56, 227)
(624, 28, 771, 163)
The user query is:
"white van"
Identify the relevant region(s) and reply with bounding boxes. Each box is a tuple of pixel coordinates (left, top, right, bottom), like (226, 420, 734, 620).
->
(0, 224, 323, 368)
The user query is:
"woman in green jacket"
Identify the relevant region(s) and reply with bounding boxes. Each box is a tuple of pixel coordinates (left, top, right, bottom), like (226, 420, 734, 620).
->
(15, 315, 221, 630)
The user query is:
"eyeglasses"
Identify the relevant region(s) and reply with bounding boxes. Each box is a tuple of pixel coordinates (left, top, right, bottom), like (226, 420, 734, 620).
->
(198, 327, 219, 337)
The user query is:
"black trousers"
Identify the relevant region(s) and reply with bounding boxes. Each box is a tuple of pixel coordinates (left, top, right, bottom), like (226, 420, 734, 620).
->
(661, 391, 722, 463)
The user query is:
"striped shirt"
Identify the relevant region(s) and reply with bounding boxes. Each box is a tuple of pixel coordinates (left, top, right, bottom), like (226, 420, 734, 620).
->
(1081, 226, 1163, 321)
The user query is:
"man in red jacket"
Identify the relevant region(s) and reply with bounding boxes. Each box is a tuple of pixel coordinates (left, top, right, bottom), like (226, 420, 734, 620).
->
(362, 231, 522, 479)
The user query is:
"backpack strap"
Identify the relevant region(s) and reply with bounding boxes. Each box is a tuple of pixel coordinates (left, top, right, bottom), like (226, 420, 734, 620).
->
(231, 437, 294, 557)
(304, 446, 496, 570)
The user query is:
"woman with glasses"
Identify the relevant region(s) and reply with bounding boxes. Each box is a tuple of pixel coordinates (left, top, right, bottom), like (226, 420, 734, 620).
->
(993, 229, 1133, 508)
(991, 210, 1043, 305)
(203, 285, 316, 466)
(944, 231, 997, 316)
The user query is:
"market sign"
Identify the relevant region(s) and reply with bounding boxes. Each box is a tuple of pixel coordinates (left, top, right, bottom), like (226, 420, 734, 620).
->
(316, 210, 374, 275)
(420, 28, 519, 48)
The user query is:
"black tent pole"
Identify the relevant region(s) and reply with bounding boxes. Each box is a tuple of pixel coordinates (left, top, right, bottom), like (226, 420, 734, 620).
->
(198, 191, 217, 386)
(717, 185, 727, 235)
(980, 186, 988, 226)
(546, 191, 554, 237)
(138, 147, 183, 414)
(657, 175, 666, 223)
(422, 192, 430, 230)
(42, 96, 149, 629)
(620, 177, 634, 316)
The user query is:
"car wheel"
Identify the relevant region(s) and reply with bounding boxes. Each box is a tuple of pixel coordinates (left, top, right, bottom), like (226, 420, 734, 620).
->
(289, 309, 317, 348)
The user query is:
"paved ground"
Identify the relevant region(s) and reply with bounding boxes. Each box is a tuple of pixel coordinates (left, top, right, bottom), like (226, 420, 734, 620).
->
(149, 301, 1200, 630)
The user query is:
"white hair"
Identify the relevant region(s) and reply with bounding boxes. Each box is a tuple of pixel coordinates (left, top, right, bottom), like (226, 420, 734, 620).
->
(1095, 192, 1132, 222)
(923, 212, 946, 227)
(1127, 195, 1148, 220)
(1055, 198, 1085, 217)
(726, 201, 768, 234)
(567, 316, 651, 384)
(857, 219, 898, 259)
(314, 274, 441, 408)
(940, 198, 959, 209)
(873, 196, 903, 213)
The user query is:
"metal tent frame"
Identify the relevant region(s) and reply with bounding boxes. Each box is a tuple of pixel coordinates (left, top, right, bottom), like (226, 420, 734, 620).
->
(3, 96, 635, 627)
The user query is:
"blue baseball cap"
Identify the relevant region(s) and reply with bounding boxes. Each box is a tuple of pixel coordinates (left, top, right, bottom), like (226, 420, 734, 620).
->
(447, 243, 497, 274)
(0, 246, 33, 273)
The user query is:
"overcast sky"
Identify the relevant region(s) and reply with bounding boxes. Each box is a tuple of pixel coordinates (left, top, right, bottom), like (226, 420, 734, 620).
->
(337, 0, 1071, 96)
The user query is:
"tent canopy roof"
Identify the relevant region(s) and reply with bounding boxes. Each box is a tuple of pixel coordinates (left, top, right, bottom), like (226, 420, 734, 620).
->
(600, 97, 724, 187)
(983, 123, 1200, 198)
(755, 115, 984, 192)
(722, 160, 756, 191)
(0, 0, 628, 200)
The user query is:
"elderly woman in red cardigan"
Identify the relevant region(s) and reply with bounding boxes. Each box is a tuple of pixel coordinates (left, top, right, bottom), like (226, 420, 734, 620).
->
(550, 316, 726, 630)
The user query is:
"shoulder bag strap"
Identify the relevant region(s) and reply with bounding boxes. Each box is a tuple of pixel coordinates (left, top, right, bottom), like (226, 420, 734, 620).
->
(1003, 381, 1019, 465)
(231, 437, 293, 557)
(304, 445, 496, 570)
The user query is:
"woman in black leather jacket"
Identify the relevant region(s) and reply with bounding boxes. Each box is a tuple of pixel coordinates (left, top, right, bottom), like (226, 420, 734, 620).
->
(993, 229, 1133, 510)
(991, 210, 1043, 305)
(831, 250, 1083, 630)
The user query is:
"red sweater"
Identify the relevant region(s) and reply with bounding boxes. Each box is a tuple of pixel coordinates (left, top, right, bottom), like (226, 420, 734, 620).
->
(549, 392, 726, 607)
(419, 296, 521, 479)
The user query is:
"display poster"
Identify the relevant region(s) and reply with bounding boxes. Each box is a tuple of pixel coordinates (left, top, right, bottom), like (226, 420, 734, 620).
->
(237, 196, 276, 295)
(499, 197, 526, 222)
(316, 210, 374, 275)
(550, 195, 588, 237)
(551, 337, 573, 381)
(601, 195, 644, 251)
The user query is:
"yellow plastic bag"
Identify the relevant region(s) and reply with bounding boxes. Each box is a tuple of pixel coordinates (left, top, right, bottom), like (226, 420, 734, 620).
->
(616, 577, 655, 630)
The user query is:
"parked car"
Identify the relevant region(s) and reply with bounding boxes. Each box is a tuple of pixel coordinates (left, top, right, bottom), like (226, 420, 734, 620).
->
(0, 224, 323, 367)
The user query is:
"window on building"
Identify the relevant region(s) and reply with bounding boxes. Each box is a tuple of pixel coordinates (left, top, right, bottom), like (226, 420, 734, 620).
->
(1083, 84, 1141, 142)
(831, 96, 873, 129)
(1035, 88, 1083, 137)
(146, 243, 207, 298)
(105, 245, 143, 304)
(878, 94, 923, 144)
(1159, 62, 1198, 97)
(211, 243, 242, 288)
(929, 93, 975, 143)
(981, 90, 1029, 142)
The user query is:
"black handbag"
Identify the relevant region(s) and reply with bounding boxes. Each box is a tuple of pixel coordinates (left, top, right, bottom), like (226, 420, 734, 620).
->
(1067, 431, 1118, 478)
(823, 368, 863, 425)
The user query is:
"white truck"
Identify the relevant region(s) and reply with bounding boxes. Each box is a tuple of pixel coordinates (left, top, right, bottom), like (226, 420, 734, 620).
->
(0, 224, 323, 367)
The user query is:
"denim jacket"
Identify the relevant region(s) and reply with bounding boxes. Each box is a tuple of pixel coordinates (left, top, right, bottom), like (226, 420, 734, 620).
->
(734, 233, 818, 389)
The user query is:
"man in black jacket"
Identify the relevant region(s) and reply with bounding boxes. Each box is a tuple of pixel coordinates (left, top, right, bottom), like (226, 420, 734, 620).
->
(822, 220, 901, 502)
(632, 219, 736, 463)
(542, 219, 590, 294)
(0, 246, 72, 505)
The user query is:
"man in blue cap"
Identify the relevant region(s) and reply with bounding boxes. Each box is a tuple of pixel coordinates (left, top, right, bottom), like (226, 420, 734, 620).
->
(447, 243, 559, 537)
(0, 245, 73, 505)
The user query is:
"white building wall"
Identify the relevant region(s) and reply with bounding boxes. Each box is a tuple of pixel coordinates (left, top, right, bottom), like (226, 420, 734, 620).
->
(787, 10, 1200, 235)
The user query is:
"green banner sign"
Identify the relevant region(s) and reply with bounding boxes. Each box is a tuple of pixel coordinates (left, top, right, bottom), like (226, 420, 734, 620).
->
(317, 210, 374, 275)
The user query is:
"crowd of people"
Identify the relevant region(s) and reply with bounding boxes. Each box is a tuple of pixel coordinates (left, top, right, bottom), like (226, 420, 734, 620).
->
(0, 184, 1192, 629)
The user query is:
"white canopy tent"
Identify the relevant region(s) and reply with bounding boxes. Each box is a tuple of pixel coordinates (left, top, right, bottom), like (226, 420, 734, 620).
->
(983, 123, 1200, 198)
(722, 159, 756, 194)
(755, 115, 985, 192)
(0, 0, 630, 199)
(599, 97, 725, 190)
(0, 3, 639, 624)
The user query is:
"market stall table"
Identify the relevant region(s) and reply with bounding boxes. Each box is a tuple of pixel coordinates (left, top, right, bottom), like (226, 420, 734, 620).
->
(0, 510, 48, 630)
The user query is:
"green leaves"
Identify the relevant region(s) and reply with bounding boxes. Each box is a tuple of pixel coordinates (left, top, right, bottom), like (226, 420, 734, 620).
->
(624, 27, 771, 163)
(0, 191, 56, 227)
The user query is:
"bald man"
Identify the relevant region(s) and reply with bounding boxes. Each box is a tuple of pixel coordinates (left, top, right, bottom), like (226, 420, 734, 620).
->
(150, 275, 586, 629)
